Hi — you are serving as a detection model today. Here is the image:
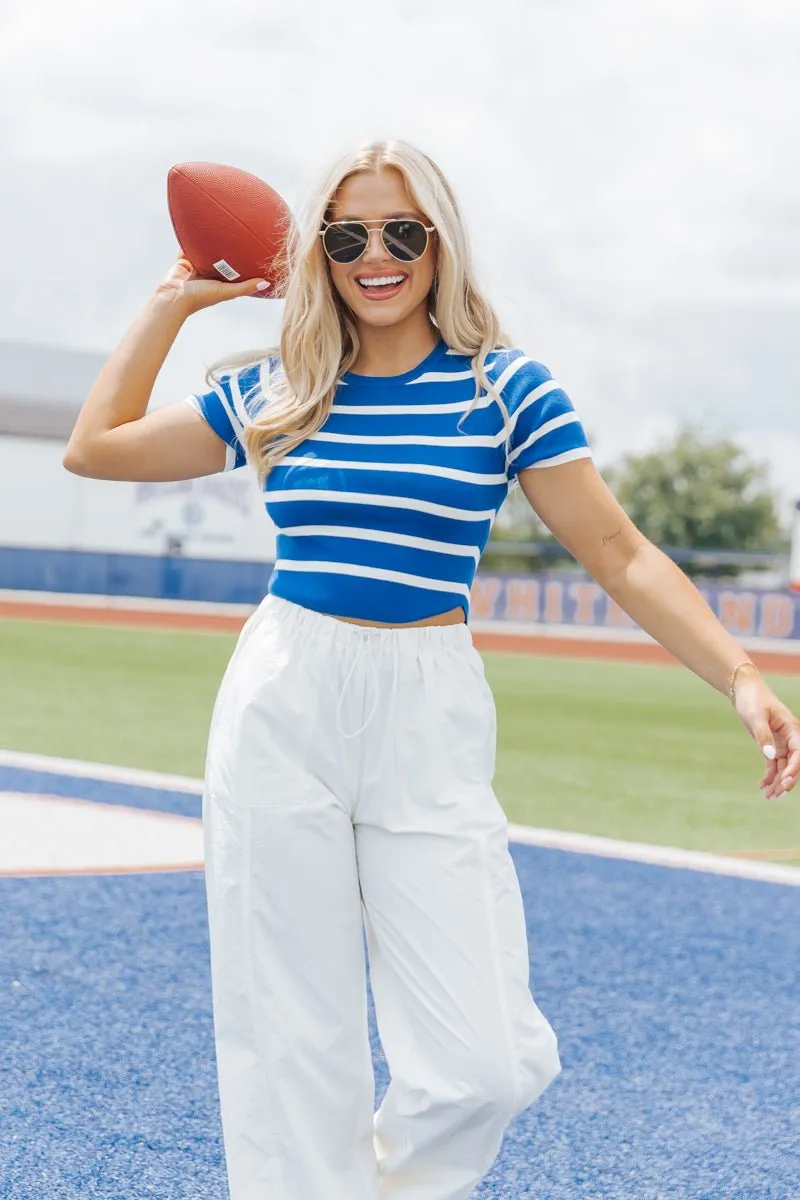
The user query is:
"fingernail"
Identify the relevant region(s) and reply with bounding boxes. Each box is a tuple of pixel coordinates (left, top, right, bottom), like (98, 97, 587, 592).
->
(255, 280, 271, 291)
(762, 745, 776, 760)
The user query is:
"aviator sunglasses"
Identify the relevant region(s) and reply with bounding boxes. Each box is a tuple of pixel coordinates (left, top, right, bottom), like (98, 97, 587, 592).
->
(320, 218, 435, 265)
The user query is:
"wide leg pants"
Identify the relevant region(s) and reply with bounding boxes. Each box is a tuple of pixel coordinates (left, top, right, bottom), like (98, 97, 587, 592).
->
(203, 593, 560, 1200)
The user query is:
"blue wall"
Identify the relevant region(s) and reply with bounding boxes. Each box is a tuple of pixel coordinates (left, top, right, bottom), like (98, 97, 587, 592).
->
(3, 548, 799, 642)
(0, 546, 274, 605)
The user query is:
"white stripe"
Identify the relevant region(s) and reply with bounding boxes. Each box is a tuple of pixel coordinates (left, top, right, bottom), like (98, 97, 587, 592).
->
(266, 489, 497, 522)
(3, 750, 796, 888)
(0, 590, 256, 617)
(274, 558, 471, 599)
(0, 749, 204, 794)
(281, 455, 506, 486)
(406, 369, 476, 385)
(522, 446, 594, 470)
(506, 824, 800, 887)
(279, 524, 481, 563)
(228, 370, 251, 430)
(508, 412, 581, 463)
(211, 375, 244, 437)
(489, 354, 531, 395)
(258, 358, 278, 402)
(310, 430, 502, 448)
(506, 380, 562, 434)
(223, 443, 237, 471)
(331, 394, 495, 415)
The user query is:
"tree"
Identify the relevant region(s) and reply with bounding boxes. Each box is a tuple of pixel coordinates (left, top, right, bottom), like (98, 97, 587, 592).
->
(603, 425, 784, 567)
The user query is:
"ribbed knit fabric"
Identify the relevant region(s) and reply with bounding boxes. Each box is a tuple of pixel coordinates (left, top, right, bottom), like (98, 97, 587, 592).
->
(186, 339, 592, 622)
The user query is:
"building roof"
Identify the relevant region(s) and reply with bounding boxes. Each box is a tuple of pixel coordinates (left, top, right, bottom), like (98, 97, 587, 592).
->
(0, 339, 107, 440)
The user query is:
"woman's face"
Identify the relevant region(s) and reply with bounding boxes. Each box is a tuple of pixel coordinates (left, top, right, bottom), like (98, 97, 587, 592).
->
(325, 168, 437, 330)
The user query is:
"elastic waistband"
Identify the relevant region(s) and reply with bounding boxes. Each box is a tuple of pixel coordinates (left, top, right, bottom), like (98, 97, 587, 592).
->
(253, 593, 473, 654)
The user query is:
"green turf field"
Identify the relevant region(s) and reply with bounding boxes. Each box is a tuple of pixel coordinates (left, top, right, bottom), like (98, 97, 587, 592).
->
(2, 618, 799, 862)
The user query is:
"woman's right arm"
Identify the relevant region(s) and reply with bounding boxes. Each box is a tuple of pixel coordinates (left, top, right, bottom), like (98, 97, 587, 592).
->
(63, 257, 268, 482)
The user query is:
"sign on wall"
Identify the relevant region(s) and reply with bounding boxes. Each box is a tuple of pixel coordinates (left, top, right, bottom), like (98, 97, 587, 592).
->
(470, 573, 800, 641)
(0, 437, 276, 562)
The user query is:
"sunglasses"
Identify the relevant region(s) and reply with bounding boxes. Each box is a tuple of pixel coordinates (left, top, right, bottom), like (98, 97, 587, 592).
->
(320, 218, 435, 265)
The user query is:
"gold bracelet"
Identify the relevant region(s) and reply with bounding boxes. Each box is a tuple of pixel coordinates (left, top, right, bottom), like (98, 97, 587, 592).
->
(727, 659, 759, 703)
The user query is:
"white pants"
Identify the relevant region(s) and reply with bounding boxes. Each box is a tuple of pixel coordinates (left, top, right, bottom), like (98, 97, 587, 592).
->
(203, 594, 560, 1200)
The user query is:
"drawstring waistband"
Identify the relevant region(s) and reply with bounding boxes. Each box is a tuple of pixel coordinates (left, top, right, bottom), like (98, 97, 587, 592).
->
(336, 636, 380, 739)
(250, 593, 473, 740)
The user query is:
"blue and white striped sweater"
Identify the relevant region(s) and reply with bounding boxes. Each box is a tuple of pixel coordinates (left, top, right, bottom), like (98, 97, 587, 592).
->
(186, 339, 591, 623)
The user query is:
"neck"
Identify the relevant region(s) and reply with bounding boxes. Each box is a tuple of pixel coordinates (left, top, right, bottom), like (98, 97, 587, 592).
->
(351, 307, 439, 377)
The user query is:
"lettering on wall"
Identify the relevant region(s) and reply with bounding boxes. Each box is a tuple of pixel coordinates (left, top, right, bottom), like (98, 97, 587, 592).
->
(468, 573, 800, 642)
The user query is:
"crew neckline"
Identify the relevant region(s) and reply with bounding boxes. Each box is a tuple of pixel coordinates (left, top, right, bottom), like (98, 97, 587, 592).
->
(342, 338, 449, 386)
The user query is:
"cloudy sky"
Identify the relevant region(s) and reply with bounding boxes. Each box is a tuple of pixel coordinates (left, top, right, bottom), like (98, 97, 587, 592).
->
(2, 0, 799, 516)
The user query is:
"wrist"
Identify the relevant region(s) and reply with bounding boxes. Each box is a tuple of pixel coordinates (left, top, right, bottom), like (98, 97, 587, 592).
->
(727, 659, 761, 704)
(148, 285, 195, 322)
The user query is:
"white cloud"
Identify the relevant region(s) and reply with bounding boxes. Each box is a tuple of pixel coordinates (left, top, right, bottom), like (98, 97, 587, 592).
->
(1, 0, 798, 511)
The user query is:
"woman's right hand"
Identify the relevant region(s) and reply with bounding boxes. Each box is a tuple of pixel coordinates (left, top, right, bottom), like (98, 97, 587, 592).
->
(155, 254, 270, 313)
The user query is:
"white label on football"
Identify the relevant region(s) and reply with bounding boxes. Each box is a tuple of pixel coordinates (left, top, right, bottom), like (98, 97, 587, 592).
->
(213, 259, 241, 281)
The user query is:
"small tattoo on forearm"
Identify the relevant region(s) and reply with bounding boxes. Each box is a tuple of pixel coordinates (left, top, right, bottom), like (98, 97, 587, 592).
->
(602, 527, 622, 547)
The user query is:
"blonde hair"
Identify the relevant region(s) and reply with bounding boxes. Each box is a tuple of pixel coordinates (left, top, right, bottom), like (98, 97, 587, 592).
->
(208, 139, 512, 481)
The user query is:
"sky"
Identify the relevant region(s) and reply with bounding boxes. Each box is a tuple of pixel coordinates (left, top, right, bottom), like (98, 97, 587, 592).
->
(2, 0, 799, 519)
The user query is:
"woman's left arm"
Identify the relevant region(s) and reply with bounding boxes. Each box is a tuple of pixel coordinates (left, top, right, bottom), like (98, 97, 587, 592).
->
(518, 457, 800, 799)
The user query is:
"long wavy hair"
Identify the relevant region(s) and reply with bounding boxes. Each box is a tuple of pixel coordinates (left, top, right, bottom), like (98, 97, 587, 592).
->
(207, 139, 512, 481)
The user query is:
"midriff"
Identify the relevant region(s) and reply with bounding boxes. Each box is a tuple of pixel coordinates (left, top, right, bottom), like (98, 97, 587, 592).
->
(331, 605, 466, 629)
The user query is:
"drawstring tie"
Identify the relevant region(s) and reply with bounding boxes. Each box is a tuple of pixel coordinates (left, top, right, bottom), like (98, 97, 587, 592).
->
(336, 635, 380, 739)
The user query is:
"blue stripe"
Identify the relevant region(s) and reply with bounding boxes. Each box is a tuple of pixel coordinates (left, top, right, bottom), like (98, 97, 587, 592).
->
(276, 532, 476, 586)
(324, 401, 499, 438)
(268, 463, 508, 511)
(288, 438, 507, 473)
(192, 373, 241, 450)
(268, 568, 467, 624)
(262, 498, 496, 545)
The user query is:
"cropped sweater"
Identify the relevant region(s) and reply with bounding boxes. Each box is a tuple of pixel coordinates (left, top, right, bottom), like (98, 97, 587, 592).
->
(187, 339, 592, 623)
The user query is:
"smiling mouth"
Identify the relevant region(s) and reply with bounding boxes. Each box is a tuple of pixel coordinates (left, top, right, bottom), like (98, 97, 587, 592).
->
(355, 273, 408, 299)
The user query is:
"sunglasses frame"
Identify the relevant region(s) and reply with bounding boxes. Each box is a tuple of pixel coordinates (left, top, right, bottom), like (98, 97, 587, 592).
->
(319, 218, 436, 265)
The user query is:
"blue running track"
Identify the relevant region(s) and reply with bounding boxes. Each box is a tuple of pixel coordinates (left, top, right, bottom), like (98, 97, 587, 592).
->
(1, 764, 798, 1200)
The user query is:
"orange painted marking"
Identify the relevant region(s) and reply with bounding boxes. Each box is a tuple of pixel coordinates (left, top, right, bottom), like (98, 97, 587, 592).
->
(0, 862, 204, 877)
(721, 848, 800, 862)
(0, 600, 248, 633)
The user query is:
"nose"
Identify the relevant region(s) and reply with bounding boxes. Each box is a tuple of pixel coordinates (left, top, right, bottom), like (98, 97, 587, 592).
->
(361, 227, 391, 264)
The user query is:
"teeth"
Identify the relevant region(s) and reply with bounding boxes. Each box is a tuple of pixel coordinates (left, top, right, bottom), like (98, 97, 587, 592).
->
(357, 275, 405, 288)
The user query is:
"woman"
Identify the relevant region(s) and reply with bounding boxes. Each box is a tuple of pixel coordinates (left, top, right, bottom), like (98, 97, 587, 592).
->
(65, 139, 799, 1200)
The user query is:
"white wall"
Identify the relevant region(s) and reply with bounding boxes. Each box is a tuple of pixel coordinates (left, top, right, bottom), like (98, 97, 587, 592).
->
(0, 436, 276, 561)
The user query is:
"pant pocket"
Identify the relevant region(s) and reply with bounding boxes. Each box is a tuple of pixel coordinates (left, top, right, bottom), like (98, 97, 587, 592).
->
(205, 618, 317, 809)
(424, 645, 498, 789)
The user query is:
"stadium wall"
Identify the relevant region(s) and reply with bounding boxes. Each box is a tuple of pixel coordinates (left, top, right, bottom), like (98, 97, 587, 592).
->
(0, 436, 275, 569)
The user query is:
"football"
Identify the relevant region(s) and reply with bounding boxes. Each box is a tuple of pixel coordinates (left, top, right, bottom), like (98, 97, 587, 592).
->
(167, 162, 293, 296)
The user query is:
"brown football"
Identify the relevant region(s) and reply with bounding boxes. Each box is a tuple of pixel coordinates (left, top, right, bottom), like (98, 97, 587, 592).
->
(167, 161, 293, 296)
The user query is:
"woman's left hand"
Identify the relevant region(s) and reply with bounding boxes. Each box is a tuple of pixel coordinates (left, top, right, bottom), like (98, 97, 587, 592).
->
(733, 675, 800, 799)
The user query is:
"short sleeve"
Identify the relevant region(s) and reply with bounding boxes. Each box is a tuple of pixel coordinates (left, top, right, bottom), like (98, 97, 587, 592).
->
(183, 359, 274, 472)
(491, 352, 592, 481)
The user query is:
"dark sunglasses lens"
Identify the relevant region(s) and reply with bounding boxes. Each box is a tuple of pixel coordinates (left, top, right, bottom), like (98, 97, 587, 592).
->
(323, 222, 367, 263)
(383, 220, 428, 261)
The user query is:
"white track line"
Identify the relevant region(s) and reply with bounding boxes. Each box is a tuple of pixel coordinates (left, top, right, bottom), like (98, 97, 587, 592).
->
(0, 749, 204, 794)
(2, 749, 799, 887)
(0, 589, 255, 617)
(506, 824, 800, 888)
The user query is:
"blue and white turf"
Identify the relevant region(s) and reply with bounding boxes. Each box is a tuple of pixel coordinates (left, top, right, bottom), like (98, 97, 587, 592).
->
(1, 762, 798, 1199)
